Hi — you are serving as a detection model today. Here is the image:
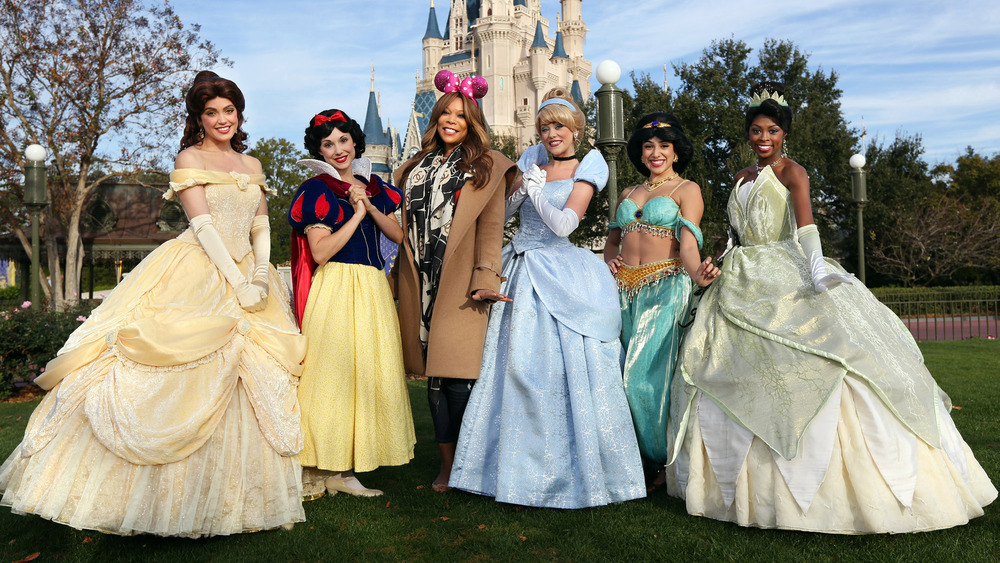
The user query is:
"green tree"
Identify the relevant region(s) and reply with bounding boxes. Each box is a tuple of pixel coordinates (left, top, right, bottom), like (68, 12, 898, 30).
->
(934, 147, 1000, 200)
(862, 134, 936, 285)
(0, 0, 225, 309)
(862, 137, 1000, 286)
(246, 137, 309, 265)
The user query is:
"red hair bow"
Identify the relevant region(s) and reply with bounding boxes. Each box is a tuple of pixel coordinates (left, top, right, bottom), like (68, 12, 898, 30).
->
(313, 111, 347, 126)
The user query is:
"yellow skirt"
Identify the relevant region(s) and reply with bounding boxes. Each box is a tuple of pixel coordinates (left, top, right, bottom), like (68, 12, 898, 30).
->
(298, 262, 415, 473)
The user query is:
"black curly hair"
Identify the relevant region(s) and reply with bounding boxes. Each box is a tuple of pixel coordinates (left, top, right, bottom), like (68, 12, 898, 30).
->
(745, 81, 793, 135)
(626, 112, 694, 176)
(304, 109, 365, 160)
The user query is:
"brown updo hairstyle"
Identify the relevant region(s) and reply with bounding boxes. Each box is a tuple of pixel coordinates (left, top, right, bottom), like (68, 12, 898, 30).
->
(180, 70, 249, 152)
(398, 91, 493, 189)
(534, 88, 585, 141)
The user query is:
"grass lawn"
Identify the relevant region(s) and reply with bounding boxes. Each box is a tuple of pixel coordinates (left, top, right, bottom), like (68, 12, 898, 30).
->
(0, 340, 997, 562)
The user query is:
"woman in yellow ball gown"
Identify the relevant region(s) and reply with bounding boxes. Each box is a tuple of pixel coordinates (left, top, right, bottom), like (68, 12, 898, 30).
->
(0, 71, 307, 537)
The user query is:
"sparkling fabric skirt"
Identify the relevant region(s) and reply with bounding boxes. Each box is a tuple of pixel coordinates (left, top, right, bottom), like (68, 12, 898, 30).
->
(0, 238, 307, 537)
(298, 261, 415, 474)
(616, 260, 691, 467)
(450, 246, 646, 508)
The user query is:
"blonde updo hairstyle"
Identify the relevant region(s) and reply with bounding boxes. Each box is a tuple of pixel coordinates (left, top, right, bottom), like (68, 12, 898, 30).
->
(535, 88, 585, 143)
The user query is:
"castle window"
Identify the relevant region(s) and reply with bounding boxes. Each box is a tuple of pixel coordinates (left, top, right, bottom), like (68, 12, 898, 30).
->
(522, 98, 528, 106)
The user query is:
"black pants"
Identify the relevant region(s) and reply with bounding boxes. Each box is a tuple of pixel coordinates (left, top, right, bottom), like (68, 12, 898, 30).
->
(427, 377, 475, 443)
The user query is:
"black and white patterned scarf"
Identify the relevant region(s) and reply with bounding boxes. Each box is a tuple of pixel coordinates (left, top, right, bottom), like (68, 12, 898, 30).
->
(405, 146, 470, 349)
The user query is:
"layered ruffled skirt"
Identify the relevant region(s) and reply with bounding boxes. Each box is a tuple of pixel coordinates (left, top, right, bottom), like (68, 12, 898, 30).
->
(667, 239, 997, 533)
(669, 378, 997, 533)
(0, 237, 307, 537)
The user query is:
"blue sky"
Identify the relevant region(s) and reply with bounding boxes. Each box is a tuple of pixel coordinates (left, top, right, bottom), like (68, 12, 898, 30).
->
(170, 0, 1000, 165)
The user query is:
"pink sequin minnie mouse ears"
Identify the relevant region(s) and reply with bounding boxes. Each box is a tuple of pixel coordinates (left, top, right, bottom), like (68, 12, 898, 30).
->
(434, 70, 488, 100)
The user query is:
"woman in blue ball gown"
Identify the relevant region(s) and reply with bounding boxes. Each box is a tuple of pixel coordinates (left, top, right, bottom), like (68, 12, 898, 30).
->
(450, 89, 645, 508)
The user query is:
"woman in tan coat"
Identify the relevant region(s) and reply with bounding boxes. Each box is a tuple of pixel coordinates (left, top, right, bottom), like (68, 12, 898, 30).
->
(394, 76, 516, 493)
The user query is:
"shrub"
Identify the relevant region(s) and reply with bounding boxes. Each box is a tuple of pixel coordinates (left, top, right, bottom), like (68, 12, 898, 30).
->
(0, 302, 94, 399)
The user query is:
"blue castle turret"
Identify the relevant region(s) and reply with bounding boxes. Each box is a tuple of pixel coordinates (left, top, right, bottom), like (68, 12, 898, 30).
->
(530, 20, 548, 50)
(423, 1, 442, 39)
(552, 31, 568, 59)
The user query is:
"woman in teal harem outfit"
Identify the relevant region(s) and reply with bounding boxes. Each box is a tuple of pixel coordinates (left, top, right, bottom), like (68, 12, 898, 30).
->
(666, 82, 996, 533)
(603, 113, 719, 489)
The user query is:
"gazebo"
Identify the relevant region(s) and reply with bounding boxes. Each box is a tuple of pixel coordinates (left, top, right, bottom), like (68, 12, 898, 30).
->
(0, 178, 185, 302)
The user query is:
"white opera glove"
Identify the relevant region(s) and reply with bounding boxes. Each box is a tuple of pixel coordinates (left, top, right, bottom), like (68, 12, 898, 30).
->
(504, 180, 529, 222)
(249, 215, 271, 297)
(797, 224, 854, 292)
(526, 167, 580, 238)
(189, 214, 266, 312)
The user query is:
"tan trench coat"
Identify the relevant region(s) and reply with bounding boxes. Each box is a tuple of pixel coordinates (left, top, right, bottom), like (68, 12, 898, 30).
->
(394, 150, 516, 379)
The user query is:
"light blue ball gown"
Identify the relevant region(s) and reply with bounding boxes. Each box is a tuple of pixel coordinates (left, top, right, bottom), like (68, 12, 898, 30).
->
(450, 147, 646, 508)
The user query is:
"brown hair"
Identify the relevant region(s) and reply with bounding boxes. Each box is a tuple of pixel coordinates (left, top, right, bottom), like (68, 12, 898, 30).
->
(179, 71, 249, 152)
(535, 88, 585, 138)
(399, 91, 493, 189)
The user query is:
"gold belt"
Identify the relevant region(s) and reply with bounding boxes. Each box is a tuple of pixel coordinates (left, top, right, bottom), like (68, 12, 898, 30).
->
(614, 258, 684, 299)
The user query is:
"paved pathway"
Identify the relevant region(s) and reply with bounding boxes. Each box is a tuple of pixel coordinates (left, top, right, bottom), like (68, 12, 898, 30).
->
(902, 316, 998, 341)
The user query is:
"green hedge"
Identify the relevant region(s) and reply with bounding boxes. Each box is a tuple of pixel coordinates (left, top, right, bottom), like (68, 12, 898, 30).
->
(0, 285, 20, 302)
(0, 302, 95, 399)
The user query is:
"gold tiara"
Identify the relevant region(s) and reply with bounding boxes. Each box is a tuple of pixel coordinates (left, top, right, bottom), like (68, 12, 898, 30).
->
(749, 89, 788, 107)
(642, 121, 671, 129)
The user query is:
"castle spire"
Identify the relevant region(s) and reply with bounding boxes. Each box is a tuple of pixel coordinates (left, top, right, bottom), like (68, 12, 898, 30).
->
(424, 0, 443, 40)
(551, 31, 568, 59)
(530, 20, 547, 50)
(364, 68, 387, 145)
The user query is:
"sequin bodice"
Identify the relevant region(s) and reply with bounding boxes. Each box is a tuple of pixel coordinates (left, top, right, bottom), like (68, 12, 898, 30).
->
(510, 178, 577, 253)
(167, 169, 272, 260)
(615, 195, 680, 239)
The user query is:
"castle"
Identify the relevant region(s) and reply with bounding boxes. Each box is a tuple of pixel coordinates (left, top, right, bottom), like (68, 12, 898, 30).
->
(362, 0, 592, 180)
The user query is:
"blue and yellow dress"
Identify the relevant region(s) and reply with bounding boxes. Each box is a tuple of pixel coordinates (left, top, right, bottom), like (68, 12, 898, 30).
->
(0, 169, 307, 537)
(288, 168, 415, 482)
(667, 166, 997, 533)
(610, 184, 703, 468)
(450, 150, 645, 508)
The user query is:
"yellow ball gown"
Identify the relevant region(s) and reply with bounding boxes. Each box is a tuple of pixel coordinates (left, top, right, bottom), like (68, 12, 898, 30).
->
(0, 169, 307, 537)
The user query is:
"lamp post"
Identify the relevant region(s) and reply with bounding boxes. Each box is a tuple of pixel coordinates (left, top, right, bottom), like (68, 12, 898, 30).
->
(593, 60, 625, 223)
(849, 153, 867, 285)
(24, 144, 48, 311)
